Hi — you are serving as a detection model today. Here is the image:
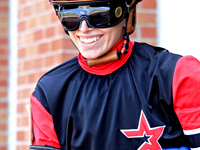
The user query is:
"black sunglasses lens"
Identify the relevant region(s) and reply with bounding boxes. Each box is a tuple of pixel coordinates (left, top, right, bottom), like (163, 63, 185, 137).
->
(61, 17, 79, 30)
(90, 11, 111, 26)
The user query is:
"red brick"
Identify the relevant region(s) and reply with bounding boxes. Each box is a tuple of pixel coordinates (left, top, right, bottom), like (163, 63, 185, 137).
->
(34, 1, 45, 14)
(56, 53, 65, 64)
(57, 53, 78, 63)
(18, 0, 26, 5)
(142, 0, 157, 9)
(28, 73, 38, 84)
(45, 55, 56, 67)
(51, 11, 59, 23)
(39, 71, 47, 78)
(0, 103, 7, 109)
(34, 30, 44, 41)
(46, 1, 54, 10)
(17, 62, 23, 72)
(0, 27, 7, 34)
(17, 102, 27, 113)
(57, 24, 66, 35)
(23, 60, 33, 71)
(0, 91, 7, 97)
(33, 58, 44, 69)
(0, 134, 7, 142)
(51, 39, 64, 51)
(40, 14, 51, 26)
(28, 17, 38, 29)
(0, 124, 7, 131)
(22, 88, 32, 99)
(0, 69, 8, 76)
(17, 116, 29, 127)
(23, 33, 33, 44)
(23, 5, 33, 17)
(18, 8, 23, 18)
(17, 144, 29, 150)
(17, 75, 28, 85)
(0, 146, 7, 150)
(17, 35, 23, 45)
(0, 6, 8, 12)
(0, 59, 8, 66)
(64, 39, 77, 49)
(0, 112, 7, 120)
(0, 49, 7, 55)
(38, 42, 49, 54)
(17, 130, 28, 141)
(17, 89, 23, 99)
(141, 27, 157, 38)
(0, 80, 7, 87)
(18, 48, 26, 58)
(18, 21, 26, 32)
(137, 13, 156, 24)
(45, 26, 55, 38)
(28, 45, 39, 56)
(0, 0, 9, 2)
(0, 16, 8, 23)
(0, 38, 7, 44)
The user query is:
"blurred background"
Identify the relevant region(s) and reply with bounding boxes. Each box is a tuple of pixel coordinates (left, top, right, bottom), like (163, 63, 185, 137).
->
(0, 0, 200, 149)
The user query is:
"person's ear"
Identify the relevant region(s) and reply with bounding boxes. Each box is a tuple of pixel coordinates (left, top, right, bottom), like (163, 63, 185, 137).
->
(123, 18, 127, 28)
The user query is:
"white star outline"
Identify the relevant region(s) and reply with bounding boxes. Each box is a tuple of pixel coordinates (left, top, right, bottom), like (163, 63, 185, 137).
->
(120, 110, 166, 150)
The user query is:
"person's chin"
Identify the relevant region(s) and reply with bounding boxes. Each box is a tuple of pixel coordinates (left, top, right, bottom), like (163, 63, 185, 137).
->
(81, 50, 104, 59)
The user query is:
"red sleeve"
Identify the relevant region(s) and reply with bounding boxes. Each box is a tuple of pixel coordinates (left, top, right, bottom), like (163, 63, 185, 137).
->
(173, 56, 200, 134)
(31, 94, 61, 148)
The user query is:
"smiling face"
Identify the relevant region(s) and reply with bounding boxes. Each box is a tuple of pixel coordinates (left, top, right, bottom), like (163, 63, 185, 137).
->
(68, 19, 126, 59)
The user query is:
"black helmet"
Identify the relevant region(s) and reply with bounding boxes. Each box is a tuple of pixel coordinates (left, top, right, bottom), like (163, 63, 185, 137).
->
(49, 0, 142, 34)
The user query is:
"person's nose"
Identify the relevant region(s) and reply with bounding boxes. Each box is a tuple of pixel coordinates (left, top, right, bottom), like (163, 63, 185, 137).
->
(79, 20, 93, 33)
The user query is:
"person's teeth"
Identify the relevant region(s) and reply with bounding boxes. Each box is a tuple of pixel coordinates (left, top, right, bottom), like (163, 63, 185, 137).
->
(80, 37, 100, 44)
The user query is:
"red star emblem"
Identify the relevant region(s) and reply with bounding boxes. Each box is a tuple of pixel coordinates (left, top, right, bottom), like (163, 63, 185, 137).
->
(121, 111, 165, 150)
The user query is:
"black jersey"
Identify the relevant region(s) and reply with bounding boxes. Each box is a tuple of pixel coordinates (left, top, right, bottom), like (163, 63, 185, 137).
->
(30, 42, 200, 150)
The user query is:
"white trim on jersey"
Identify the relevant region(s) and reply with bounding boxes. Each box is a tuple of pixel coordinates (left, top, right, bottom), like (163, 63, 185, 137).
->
(191, 147, 200, 150)
(183, 128, 200, 135)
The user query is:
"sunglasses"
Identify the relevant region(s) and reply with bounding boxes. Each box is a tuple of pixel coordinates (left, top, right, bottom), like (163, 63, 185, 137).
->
(56, 2, 127, 31)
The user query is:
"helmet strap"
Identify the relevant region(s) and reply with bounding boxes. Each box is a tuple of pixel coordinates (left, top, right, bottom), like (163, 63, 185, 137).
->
(125, 0, 139, 13)
(116, 32, 129, 61)
(86, 33, 130, 67)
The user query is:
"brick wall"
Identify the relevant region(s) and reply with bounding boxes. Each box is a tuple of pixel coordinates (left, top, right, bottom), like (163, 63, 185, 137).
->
(0, 0, 9, 149)
(17, 0, 77, 149)
(131, 0, 157, 45)
(16, 0, 157, 149)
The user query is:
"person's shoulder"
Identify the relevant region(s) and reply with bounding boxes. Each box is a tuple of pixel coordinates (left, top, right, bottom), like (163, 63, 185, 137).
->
(130, 42, 183, 78)
(38, 56, 81, 82)
(133, 42, 172, 55)
(174, 56, 200, 76)
(133, 42, 182, 60)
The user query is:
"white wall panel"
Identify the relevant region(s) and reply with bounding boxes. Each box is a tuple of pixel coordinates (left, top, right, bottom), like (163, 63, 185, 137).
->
(158, 0, 200, 60)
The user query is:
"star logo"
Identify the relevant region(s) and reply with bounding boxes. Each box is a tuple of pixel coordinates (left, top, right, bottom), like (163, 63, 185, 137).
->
(120, 110, 165, 150)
